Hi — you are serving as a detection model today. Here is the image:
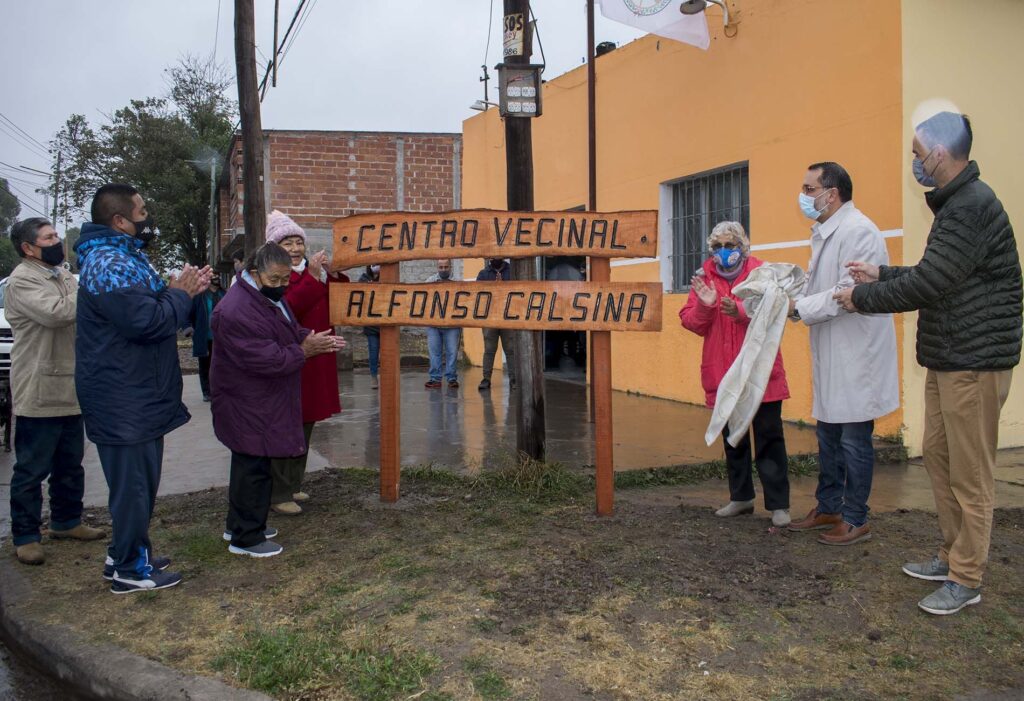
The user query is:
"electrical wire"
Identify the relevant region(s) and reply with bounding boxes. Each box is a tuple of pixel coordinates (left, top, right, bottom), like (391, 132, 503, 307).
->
(530, 5, 546, 73)
(280, 0, 317, 64)
(483, 0, 495, 66)
(5, 181, 50, 218)
(258, 0, 309, 101)
(212, 0, 222, 63)
(0, 123, 50, 160)
(0, 112, 49, 151)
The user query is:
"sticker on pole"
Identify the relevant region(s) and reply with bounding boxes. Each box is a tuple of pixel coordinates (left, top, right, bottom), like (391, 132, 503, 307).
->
(503, 13, 525, 56)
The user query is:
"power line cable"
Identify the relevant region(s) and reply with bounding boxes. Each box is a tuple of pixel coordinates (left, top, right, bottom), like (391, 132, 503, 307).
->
(6, 181, 49, 217)
(483, 0, 495, 65)
(258, 0, 309, 101)
(0, 112, 49, 151)
(280, 0, 317, 65)
(212, 0, 222, 62)
(0, 123, 50, 160)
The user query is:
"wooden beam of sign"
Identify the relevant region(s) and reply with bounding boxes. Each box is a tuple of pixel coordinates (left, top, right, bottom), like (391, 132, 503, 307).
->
(332, 209, 657, 268)
(331, 282, 663, 332)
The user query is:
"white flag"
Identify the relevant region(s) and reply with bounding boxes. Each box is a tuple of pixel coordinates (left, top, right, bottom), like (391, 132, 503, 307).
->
(596, 0, 710, 51)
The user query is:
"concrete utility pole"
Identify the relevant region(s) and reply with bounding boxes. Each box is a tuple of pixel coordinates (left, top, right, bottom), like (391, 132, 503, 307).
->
(235, 0, 266, 254)
(503, 0, 546, 462)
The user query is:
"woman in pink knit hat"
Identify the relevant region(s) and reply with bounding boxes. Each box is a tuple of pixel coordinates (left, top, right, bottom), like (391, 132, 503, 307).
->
(265, 210, 348, 515)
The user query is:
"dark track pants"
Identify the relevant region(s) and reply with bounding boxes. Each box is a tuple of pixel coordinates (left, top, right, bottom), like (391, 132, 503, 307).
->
(97, 438, 163, 578)
(227, 451, 273, 548)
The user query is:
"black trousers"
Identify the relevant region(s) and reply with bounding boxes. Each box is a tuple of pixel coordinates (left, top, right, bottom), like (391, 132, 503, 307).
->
(198, 341, 214, 397)
(722, 400, 789, 511)
(227, 451, 272, 548)
(97, 438, 163, 577)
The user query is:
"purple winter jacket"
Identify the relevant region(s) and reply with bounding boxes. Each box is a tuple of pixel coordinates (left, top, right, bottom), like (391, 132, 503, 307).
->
(210, 274, 310, 457)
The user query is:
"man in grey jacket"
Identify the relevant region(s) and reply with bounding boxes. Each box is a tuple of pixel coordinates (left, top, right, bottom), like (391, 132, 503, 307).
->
(838, 112, 1022, 615)
(5, 218, 105, 565)
(786, 163, 899, 546)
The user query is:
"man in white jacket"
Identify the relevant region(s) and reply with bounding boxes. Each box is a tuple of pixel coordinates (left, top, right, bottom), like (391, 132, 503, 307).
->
(787, 162, 899, 545)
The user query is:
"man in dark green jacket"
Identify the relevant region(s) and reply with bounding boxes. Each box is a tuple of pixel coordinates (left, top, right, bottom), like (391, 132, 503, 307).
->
(835, 112, 1022, 616)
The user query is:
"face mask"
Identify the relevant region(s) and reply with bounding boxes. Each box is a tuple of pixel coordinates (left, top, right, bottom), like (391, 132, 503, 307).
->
(713, 246, 741, 269)
(913, 149, 938, 187)
(38, 241, 66, 267)
(438, 270, 451, 280)
(260, 285, 286, 303)
(132, 215, 158, 245)
(798, 191, 826, 220)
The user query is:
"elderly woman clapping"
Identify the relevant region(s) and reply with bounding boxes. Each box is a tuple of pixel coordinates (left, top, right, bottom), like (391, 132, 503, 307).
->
(679, 221, 793, 527)
(211, 243, 345, 557)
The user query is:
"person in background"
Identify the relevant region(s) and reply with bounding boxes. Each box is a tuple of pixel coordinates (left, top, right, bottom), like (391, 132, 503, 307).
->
(188, 277, 225, 402)
(679, 221, 792, 527)
(838, 112, 1021, 615)
(786, 162, 899, 547)
(476, 258, 516, 391)
(211, 243, 344, 557)
(358, 264, 382, 389)
(6, 217, 105, 566)
(230, 250, 245, 285)
(424, 259, 462, 389)
(264, 210, 347, 516)
(75, 183, 211, 593)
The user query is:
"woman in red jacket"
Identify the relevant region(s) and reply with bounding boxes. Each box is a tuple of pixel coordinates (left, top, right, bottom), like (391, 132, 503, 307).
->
(265, 210, 348, 515)
(679, 221, 792, 527)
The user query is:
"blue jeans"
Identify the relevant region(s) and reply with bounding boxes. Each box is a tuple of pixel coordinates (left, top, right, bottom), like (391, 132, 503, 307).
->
(815, 420, 875, 528)
(9, 415, 86, 546)
(427, 327, 461, 383)
(366, 332, 380, 376)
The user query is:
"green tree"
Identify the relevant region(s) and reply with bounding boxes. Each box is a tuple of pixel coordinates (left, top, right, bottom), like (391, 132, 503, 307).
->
(51, 56, 236, 270)
(64, 226, 81, 272)
(1, 179, 23, 279)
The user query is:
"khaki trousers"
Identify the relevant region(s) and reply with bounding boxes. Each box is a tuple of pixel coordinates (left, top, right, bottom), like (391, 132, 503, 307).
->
(923, 369, 1012, 588)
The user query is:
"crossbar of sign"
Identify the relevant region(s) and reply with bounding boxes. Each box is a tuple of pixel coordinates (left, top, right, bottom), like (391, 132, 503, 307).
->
(331, 209, 658, 268)
(330, 282, 663, 332)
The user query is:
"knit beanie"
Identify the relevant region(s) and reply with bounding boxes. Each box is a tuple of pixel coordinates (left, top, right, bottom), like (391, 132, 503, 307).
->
(265, 210, 305, 244)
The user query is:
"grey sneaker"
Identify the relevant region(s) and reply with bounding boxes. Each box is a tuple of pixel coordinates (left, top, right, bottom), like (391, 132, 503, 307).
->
(228, 540, 284, 558)
(918, 581, 981, 616)
(222, 526, 278, 542)
(715, 500, 754, 517)
(902, 556, 949, 581)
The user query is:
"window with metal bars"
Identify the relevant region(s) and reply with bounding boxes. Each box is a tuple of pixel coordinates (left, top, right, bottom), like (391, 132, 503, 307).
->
(668, 162, 750, 291)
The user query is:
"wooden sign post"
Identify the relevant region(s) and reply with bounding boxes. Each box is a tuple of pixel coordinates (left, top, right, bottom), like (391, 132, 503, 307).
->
(331, 209, 661, 513)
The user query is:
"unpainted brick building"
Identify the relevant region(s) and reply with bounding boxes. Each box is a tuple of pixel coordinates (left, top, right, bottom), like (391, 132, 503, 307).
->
(215, 130, 463, 283)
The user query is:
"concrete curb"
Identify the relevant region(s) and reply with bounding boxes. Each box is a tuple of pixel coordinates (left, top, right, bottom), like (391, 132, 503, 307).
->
(0, 557, 271, 701)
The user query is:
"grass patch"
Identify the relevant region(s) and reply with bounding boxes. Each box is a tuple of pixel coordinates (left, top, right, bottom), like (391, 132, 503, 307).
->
(213, 626, 438, 699)
(176, 527, 228, 566)
(463, 655, 512, 700)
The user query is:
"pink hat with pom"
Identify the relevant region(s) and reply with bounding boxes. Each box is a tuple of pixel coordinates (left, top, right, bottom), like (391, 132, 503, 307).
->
(265, 209, 305, 244)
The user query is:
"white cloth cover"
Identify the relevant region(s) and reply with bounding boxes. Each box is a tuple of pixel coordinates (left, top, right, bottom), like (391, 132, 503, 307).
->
(705, 263, 806, 447)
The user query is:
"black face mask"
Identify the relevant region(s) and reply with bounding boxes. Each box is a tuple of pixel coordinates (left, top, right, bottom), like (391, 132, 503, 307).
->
(490, 259, 505, 269)
(260, 285, 286, 303)
(132, 215, 158, 245)
(38, 242, 66, 267)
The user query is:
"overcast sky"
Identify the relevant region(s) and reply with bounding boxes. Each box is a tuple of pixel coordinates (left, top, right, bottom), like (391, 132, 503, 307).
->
(0, 1, 646, 223)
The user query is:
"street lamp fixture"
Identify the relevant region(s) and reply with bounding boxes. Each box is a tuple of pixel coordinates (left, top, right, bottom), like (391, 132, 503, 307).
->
(680, 0, 731, 28)
(470, 100, 499, 111)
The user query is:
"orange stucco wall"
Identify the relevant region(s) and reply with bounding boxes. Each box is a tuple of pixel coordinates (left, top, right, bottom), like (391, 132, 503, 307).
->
(461, 0, 905, 436)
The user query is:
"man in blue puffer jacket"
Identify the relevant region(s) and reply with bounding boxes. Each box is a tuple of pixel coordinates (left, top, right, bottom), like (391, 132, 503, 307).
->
(75, 184, 211, 594)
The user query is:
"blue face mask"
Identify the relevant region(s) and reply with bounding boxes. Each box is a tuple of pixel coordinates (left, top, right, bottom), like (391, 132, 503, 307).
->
(798, 192, 824, 220)
(913, 149, 937, 187)
(713, 246, 742, 269)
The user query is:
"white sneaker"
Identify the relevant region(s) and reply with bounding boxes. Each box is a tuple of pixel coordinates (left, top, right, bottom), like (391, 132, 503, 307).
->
(715, 500, 754, 517)
(771, 509, 792, 527)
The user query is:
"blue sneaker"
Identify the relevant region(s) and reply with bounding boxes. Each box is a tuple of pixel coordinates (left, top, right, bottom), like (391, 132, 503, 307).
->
(222, 526, 278, 542)
(110, 570, 182, 595)
(103, 555, 171, 581)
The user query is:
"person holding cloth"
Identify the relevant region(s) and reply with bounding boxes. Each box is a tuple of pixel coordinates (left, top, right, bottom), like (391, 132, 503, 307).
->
(211, 242, 345, 557)
(264, 210, 348, 516)
(680, 221, 792, 527)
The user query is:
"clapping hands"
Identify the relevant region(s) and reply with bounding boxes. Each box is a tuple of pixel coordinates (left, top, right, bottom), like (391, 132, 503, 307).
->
(690, 274, 718, 307)
(301, 330, 347, 358)
(169, 264, 214, 298)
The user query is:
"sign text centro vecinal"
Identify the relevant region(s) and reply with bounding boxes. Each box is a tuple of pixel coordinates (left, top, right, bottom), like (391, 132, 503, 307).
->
(332, 210, 657, 267)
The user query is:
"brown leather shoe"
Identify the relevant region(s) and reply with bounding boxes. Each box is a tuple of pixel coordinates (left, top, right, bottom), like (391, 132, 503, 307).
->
(787, 507, 842, 532)
(16, 542, 45, 565)
(49, 523, 106, 541)
(817, 522, 871, 546)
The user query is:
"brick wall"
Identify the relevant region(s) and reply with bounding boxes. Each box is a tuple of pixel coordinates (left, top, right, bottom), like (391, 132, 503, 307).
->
(219, 130, 463, 286)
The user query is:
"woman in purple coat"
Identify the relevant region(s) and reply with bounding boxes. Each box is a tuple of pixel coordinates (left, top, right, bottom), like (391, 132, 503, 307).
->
(210, 243, 344, 557)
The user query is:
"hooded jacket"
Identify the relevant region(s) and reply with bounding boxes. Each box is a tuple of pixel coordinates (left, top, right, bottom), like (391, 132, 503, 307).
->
(74, 223, 191, 445)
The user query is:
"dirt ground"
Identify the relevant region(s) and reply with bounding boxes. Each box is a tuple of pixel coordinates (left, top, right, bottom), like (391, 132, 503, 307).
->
(13, 465, 1024, 701)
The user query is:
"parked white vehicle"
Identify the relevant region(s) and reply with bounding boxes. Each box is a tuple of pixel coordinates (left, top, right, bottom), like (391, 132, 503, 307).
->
(0, 277, 12, 379)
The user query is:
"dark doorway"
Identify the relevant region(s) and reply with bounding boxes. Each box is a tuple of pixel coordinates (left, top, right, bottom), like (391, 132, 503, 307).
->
(543, 255, 587, 378)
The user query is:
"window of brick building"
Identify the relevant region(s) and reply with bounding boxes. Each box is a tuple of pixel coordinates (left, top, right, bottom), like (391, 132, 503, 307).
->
(667, 162, 749, 291)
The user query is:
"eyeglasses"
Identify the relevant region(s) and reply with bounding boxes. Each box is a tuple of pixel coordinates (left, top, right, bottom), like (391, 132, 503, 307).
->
(801, 184, 834, 195)
(709, 242, 737, 251)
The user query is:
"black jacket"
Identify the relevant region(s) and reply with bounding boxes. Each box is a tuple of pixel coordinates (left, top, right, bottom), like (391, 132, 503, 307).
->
(476, 260, 514, 281)
(852, 162, 1022, 370)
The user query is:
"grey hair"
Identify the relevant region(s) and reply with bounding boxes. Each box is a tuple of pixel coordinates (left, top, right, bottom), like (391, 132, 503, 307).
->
(706, 220, 750, 255)
(9, 217, 53, 258)
(245, 242, 292, 274)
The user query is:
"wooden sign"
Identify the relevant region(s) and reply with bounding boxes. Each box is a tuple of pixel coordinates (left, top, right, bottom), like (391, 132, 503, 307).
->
(332, 209, 657, 268)
(331, 282, 662, 332)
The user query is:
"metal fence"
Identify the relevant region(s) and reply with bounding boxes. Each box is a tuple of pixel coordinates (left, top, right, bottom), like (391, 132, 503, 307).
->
(668, 162, 750, 291)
